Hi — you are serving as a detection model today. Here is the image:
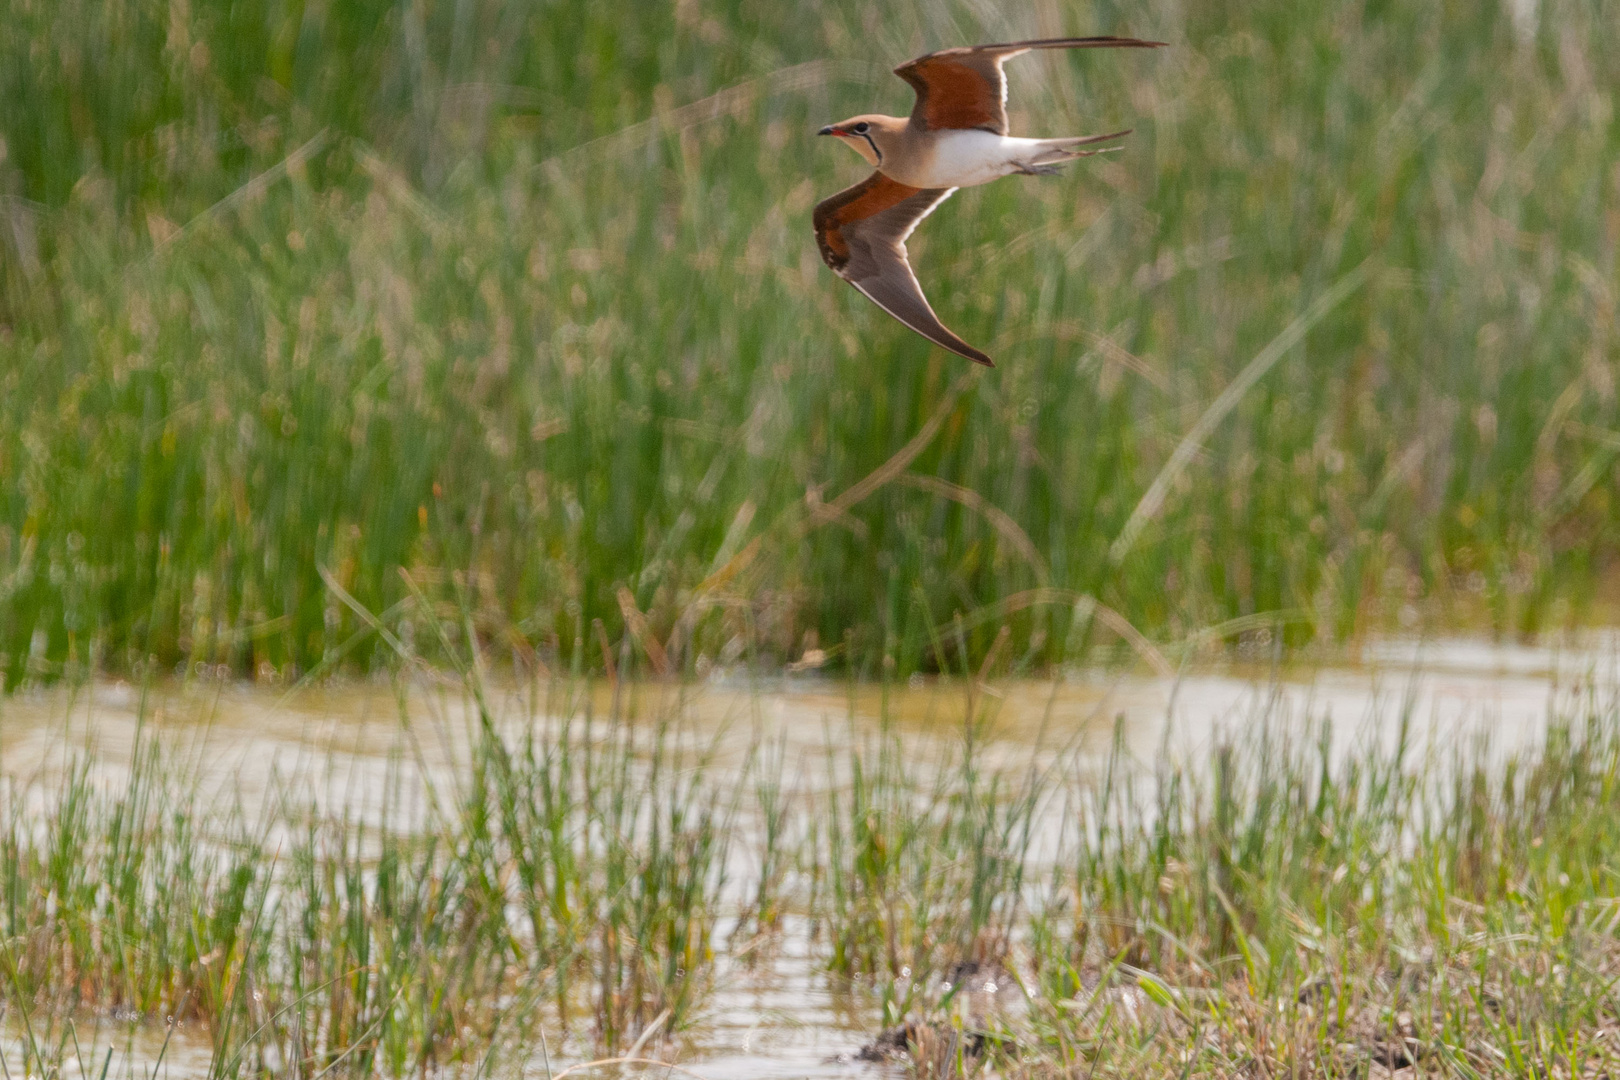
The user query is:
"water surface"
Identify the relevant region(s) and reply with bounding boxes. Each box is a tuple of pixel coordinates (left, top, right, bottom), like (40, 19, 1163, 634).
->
(4, 634, 1617, 1078)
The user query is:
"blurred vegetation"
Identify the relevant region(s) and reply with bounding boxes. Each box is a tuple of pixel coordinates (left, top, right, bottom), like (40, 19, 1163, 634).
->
(1, 0, 1618, 686)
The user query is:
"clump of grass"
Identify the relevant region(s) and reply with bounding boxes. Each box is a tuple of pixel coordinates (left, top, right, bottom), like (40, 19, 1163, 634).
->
(0, 683, 735, 1076)
(4, 0, 1620, 688)
(0, 736, 268, 1026)
(487, 709, 733, 1048)
(819, 715, 1039, 1005)
(1000, 702, 1620, 1077)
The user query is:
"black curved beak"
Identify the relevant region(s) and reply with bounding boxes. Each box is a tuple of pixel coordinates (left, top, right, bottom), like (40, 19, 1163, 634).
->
(818, 125, 838, 136)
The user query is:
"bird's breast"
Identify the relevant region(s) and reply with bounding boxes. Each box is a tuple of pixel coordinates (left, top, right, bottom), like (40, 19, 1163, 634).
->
(884, 130, 1019, 189)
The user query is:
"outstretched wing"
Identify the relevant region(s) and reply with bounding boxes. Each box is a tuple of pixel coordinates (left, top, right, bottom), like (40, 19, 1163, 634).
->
(894, 36, 1164, 135)
(813, 171, 990, 367)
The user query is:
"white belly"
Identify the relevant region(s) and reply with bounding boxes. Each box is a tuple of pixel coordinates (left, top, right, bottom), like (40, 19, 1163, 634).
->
(889, 130, 1041, 189)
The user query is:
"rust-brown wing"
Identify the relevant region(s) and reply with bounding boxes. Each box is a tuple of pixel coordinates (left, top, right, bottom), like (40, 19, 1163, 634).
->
(894, 36, 1165, 135)
(813, 171, 991, 367)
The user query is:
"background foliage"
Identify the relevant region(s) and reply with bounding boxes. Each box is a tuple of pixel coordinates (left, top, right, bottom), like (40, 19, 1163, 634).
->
(2, 0, 1618, 685)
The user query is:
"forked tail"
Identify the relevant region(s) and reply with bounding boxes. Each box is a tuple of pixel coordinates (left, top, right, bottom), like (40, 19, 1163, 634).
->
(1027, 129, 1133, 166)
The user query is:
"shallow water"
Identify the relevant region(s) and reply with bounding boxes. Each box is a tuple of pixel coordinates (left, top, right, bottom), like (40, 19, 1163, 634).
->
(4, 633, 1619, 1078)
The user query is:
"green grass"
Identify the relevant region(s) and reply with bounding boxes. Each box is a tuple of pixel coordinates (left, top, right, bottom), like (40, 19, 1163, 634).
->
(1, 690, 735, 1074)
(2, 0, 1619, 687)
(8, 665, 1620, 1078)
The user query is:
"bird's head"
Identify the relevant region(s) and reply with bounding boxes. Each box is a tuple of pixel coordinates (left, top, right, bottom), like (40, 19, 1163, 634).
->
(817, 115, 905, 167)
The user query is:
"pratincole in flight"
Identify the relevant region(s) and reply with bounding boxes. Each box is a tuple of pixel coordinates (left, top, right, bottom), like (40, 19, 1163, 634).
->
(813, 37, 1164, 367)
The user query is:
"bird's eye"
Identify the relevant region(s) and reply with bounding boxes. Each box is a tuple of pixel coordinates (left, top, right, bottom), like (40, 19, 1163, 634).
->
(852, 122, 870, 134)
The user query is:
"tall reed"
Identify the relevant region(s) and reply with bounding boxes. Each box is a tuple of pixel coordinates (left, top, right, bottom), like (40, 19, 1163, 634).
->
(3, 0, 1617, 686)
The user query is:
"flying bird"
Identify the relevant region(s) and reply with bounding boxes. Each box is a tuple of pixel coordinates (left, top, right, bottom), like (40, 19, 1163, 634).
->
(813, 37, 1163, 367)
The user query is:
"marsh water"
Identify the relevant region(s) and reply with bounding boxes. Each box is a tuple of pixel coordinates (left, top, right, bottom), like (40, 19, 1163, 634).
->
(4, 634, 1619, 1079)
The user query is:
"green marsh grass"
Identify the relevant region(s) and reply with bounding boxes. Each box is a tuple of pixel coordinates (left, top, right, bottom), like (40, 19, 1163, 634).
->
(3, 0, 1619, 686)
(0, 686, 734, 1075)
(7, 664, 1620, 1076)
